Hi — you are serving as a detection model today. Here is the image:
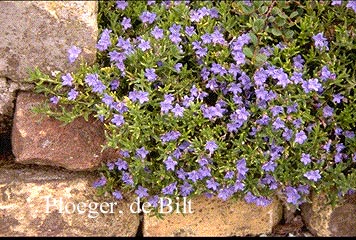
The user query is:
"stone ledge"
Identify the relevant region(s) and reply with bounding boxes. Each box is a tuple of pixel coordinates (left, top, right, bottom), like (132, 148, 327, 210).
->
(0, 158, 140, 237)
(11, 91, 118, 171)
(301, 192, 356, 237)
(144, 195, 283, 237)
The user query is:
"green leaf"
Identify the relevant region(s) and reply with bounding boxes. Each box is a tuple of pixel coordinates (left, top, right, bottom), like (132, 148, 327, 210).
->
(255, 53, 268, 65)
(284, 29, 294, 39)
(290, 11, 299, 18)
(271, 28, 282, 36)
(252, 19, 265, 33)
(243, 46, 254, 58)
(249, 32, 259, 46)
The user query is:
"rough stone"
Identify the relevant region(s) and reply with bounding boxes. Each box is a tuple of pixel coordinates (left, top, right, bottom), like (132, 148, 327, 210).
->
(0, 1, 97, 82)
(0, 78, 17, 135)
(301, 192, 356, 237)
(0, 159, 140, 237)
(12, 92, 118, 171)
(0, 1, 97, 135)
(144, 195, 282, 237)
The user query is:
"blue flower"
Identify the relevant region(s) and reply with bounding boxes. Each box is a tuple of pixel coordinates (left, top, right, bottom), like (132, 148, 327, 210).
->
(116, 0, 128, 10)
(121, 17, 132, 30)
(96, 29, 112, 51)
(151, 26, 164, 39)
(113, 190, 123, 200)
(164, 156, 177, 171)
(136, 147, 149, 159)
(111, 114, 125, 127)
(285, 186, 301, 205)
(162, 182, 177, 195)
(61, 73, 73, 86)
(67, 46, 81, 63)
(180, 182, 193, 197)
(135, 186, 149, 198)
(295, 131, 307, 144)
(312, 32, 329, 51)
(205, 140, 218, 154)
(68, 89, 78, 100)
(144, 68, 157, 82)
(140, 11, 156, 24)
(301, 153, 311, 165)
(93, 176, 107, 188)
(304, 170, 321, 182)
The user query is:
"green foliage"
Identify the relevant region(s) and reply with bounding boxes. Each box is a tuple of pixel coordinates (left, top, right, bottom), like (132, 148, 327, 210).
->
(28, 0, 356, 213)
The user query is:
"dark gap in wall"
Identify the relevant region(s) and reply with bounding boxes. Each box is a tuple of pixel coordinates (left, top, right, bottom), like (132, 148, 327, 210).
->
(135, 202, 144, 237)
(0, 132, 12, 156)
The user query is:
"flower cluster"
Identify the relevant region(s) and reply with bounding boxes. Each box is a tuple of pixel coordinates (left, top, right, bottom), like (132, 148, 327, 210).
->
(30, 0, 356, 212)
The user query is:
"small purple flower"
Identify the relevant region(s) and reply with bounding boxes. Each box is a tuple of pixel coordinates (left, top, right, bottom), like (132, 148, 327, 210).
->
(272, 118, 285, 130)
(68, 46, 81, 63)
(162, 182, 177, 195)
(206, 178, 219, 191)
(262, 160, 277, 172)
(285, 186, 301, 205)
(116, 0, 128, 10)
(301, 153, 312, 165)
(331, 0, 342, 6)
(282, 128, 293, 141)
(113, 190, 123, 200)
(96, 29, 112, 51)
(121, 17, 132, 30)
(174, 63, 183, 72)
(218, 187, 233, 201)
(295, 131, 307, 144)
(68, 89, 78, 100)
(136, 147, 149, 159)
(312, 32, 329, 51)
(180, 182, 193, 197)
(323, 105, 334, 118)
(140, 11, 156, 24)
(151, 26, 164, 39)
(171, 104, 184, 117)
(50, 96, 60, 105)
(205, 140, 218, 154)
(144, 68, 157, 82)
(304, 170, 321, 182)
(344, 130, 355, 139)
(164, 156, 177, 171)
(293, 55, 305, 70)
(111, 114, 125, 127)
(333, 93, 344, 104)
(185, 26, 196, 36)
(244, 191, 258, 204)
(129, 90, 149, 104)
(115, 158, 128, 171)
(187, 170, 201, 183)
(236, 158, 248, 179)
(135, 186, 149, 198)
(346, 1, 356, 12)
(270, 106, 284, 117)
(161, 130, 181, 143)
(61, 73, 73, 86)
(176, 168, 186, 180)
(224, 171, 235, 179)
(122, 172, 134, 186)
(138, 39, 151, 51)
(93, 177, 107, 188)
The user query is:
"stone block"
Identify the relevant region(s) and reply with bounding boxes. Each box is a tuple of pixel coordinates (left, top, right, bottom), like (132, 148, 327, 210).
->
(301, 192, 356, 236)
(144, 195, 282, 237)
(12, 92, 117, 170)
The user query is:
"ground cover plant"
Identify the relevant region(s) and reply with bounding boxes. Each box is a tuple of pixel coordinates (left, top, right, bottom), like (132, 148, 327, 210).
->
(29, 0, 356, 216)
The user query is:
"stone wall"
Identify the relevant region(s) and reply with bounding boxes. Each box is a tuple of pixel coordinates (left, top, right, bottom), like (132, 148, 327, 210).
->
(0, 1, 355, 237)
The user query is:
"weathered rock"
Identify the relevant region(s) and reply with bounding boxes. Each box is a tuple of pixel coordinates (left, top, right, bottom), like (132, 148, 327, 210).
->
(0, 1, 97, 82)
(144, 195, 282, 236)
(301, 192, 356, 237)
(0, 78, 17, 135)
(0, 160, 140, 236)
(12, 92, 117, 171)
(0, 1, 97, 135)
